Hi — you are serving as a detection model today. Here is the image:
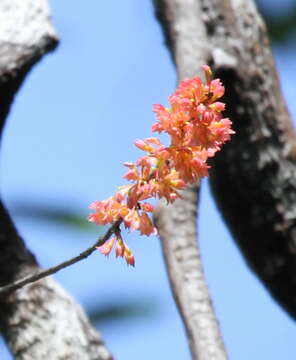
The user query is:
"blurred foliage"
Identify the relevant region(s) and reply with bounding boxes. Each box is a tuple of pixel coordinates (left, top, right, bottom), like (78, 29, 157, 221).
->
(12, 201, 100, 233)
(88, 298, 158, 325)
(257, 1, 296, 43)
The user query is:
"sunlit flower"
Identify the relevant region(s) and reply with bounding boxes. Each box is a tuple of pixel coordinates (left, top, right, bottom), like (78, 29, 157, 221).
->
(96, 237, 116, 256)
(123, 244, 135, 267)
(89, 65, 234, 266)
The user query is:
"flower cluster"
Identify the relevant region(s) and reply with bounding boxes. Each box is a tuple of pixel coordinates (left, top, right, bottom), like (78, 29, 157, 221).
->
(89, 66, 234, 266)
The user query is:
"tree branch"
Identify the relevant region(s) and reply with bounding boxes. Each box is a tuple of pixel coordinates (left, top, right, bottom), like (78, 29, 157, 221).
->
(154, 187, 227, 360)
(153, 1, 227, 359)
(207, 0, 296, 319)
(0, 222, 119, 296)
(0, 1, 112, 358)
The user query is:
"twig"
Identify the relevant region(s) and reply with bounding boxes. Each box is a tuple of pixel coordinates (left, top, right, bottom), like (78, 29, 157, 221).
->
(0, 220, 121, 296)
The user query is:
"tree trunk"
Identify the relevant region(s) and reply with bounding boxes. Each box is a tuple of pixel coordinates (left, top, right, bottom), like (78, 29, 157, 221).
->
(0, 1, 112, 358)
(154, 0, 296, 322)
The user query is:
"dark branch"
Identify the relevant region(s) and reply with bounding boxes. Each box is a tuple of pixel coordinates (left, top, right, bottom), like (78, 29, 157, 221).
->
(0, 221, 120, 296)
(155, 0, 296, 320)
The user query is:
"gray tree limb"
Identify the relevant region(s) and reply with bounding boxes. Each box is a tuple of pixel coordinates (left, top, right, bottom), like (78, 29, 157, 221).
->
(154, 0, 296, 328)
(153, 1, 227, 359)
(0, 1, 112, 359)
(154, 188, 227, 360)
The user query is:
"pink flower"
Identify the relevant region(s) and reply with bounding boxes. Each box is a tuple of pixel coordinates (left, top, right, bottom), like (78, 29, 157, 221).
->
(140, 202, 154, 212)
(89, 65, 235, 266)
(123, 244, 135, 267)
(115, 239, 125, 258)
(126, 209, 140, 230)
(96, 237, 115, 256)
(138, 213, 156, 235)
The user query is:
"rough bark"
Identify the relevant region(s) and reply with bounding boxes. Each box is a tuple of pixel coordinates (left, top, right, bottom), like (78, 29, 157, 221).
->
(153, 1, 227, 359)
(155, 189, 227, 360)
(0, 1, 112, 359)
(154, 0, 296, 321)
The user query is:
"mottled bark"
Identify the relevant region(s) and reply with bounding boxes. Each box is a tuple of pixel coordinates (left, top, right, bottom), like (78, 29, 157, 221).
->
(0, 1, 112, 359)
(153, 1, 227, 359)
(154, 0, 296, 322)
(208, 0, 296, 319)
(154, 188, 227, 360)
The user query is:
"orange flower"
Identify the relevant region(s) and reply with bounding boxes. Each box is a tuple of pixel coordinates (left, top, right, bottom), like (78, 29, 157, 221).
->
(96, 237, 115, 256)
(123, 244, 135, 267)
(89, 65, 235, 266)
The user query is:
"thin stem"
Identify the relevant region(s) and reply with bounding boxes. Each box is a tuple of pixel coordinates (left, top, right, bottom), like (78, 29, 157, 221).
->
(0, 220, 121, 296)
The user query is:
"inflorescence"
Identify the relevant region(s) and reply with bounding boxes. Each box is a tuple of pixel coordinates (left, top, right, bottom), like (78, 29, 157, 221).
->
(88, 66, 234, 266)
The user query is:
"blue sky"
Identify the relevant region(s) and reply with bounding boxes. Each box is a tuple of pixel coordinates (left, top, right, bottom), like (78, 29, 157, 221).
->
(1, 1, 296, 359)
